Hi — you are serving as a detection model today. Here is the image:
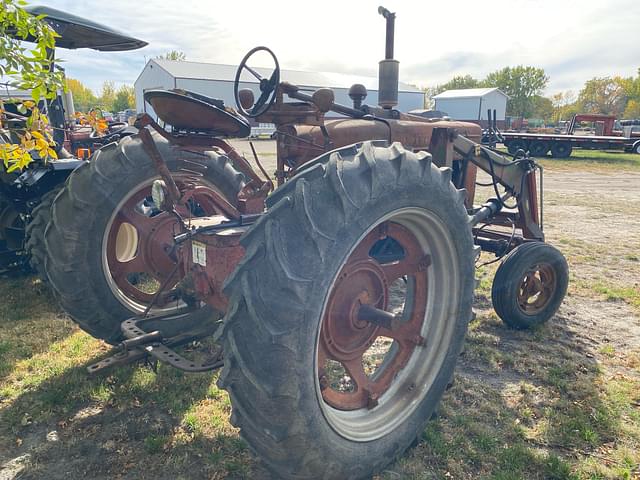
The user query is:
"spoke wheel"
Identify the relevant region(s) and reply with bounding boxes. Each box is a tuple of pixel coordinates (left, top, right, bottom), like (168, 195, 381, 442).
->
(45, 132, 245, 343)
(103, 174, 229, 313)
(318, 222, 428, 412)
(317, 211, 460, 441)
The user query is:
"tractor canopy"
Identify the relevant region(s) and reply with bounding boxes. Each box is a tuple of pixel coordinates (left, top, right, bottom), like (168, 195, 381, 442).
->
(23, 6, 147, 51)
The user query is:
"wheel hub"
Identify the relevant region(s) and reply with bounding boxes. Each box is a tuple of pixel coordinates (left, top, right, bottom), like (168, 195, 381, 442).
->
(517, 263, 556, 314)
(318, 222, 430, 411)
(138, 214, 181, 277)
(321, 260, 388, 361)
(105, 177, 232, 311)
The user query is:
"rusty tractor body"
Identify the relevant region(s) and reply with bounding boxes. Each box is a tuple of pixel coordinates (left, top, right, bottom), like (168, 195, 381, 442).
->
(46, 7, 569, 480)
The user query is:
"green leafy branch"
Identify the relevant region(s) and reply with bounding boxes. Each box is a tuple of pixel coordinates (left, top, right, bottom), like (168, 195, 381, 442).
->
(1, 0, 63, 172)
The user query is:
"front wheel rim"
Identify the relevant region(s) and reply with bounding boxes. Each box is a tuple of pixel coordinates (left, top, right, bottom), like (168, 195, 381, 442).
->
(516, 263, 557, 315)
(315, 207, 461, 442)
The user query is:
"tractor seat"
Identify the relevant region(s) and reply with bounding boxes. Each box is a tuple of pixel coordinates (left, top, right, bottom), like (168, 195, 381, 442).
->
(144, 89, 250, 138)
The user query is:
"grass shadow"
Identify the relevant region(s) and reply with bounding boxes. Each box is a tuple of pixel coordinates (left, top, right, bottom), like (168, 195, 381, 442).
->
(0, 344, 268, 479)
(382, 304, 639, 479)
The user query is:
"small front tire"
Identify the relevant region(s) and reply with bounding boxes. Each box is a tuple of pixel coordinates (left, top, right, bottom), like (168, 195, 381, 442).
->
(491, 242, 568, 329)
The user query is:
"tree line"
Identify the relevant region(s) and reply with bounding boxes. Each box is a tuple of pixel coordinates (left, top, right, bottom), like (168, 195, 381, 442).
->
(65, 79, 135, 114)
(425, 67, 640, 123)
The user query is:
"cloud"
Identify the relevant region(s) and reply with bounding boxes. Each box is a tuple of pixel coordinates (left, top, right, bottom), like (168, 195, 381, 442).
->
(35, 0, 640, 96)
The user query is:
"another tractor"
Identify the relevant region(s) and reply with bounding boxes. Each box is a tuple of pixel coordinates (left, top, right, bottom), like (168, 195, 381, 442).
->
(0, 6, 146, 274)
(45, 7, 568, 479)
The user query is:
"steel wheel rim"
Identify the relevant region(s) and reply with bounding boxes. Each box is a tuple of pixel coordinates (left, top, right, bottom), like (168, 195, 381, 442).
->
(516, 263, 556, 315)
(315, 207, 460, 442)
(101, 174, 227, 314)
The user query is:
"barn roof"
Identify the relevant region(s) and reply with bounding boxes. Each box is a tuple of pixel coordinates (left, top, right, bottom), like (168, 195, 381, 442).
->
(433, 87, 509, 100)
(149, 59, 422, 93)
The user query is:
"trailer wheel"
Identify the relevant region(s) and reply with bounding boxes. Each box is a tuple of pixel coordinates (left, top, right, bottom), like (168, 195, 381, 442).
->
(491, 242, 568, 329)
(529, 141, 549, 157)
(25, 187, 61, 279)
(507, 140, 528, 155)
(550, 142, 572, 158)
(219, 141, 476, 479)
(45, 132, 245, 343)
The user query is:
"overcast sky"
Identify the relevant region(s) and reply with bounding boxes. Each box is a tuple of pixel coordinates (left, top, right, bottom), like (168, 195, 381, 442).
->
(44, 0, 640, 96)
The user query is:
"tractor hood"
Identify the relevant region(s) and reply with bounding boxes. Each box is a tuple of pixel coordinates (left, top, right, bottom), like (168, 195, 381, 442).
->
(23, 6, 147, 51)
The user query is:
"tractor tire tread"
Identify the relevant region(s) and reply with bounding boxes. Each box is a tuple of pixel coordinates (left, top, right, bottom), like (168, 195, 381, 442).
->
(219, 141, 476, 479)
(44, 131, 245, 343)
(25, 187, 62, 279)
(491, 241, 568, 329)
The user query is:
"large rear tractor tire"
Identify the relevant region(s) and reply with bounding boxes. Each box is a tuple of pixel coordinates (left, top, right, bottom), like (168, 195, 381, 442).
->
(491, 242, 568, 329)
(218, 141, 476, 479)
(45, 131, 245, 344)
(0, 199, 25, 271)
(25, 187, 61, 279)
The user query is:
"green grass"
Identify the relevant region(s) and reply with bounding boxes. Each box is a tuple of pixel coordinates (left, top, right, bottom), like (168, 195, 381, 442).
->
(2, 158, 640, 479)
(592, 283, 640, 309)
(3, 271, 635, 480)
(495, 146, 640, 170)
(539, 149, 640, 170)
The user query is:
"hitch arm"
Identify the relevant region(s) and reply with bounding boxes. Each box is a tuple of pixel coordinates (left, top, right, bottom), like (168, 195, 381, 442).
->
(453, 134, 543, 241)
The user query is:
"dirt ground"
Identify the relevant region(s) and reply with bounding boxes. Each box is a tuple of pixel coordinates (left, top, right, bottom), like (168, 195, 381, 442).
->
(0, 144, 639, 479)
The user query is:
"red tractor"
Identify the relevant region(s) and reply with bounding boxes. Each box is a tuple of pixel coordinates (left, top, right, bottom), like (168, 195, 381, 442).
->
(45, 7, 568, 479)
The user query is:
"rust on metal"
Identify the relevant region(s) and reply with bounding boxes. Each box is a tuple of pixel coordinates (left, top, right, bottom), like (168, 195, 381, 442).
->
(318, 222, 429, 411)
(517, 263, 556, 315)
(175, 216, 247, 312)
(137, 126, 182, 206)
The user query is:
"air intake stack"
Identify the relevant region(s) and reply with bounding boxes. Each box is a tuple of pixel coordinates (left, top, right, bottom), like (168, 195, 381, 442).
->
(378, 6, 398, 110)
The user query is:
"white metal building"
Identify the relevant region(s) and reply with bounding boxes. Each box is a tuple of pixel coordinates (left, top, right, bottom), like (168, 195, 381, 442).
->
(433, 88, 508, 125)
(134, 59, 425, 119)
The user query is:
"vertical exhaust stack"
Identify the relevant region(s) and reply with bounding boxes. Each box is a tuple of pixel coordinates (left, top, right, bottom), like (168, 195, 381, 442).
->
(378, 6, 398, 110)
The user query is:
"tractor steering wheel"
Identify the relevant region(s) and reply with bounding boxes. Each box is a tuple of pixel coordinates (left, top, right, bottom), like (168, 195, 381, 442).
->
(89, 121, 129, 141)
(234, 46, 280, 118)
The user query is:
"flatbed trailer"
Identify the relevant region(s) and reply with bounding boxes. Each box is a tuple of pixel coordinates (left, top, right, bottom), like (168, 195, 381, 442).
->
(501, 131, 640, 158)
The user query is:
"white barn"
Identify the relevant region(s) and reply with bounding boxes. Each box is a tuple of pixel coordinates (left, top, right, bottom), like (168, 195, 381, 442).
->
(134, 59, 425, 119)
(433, 88, 508, 127)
